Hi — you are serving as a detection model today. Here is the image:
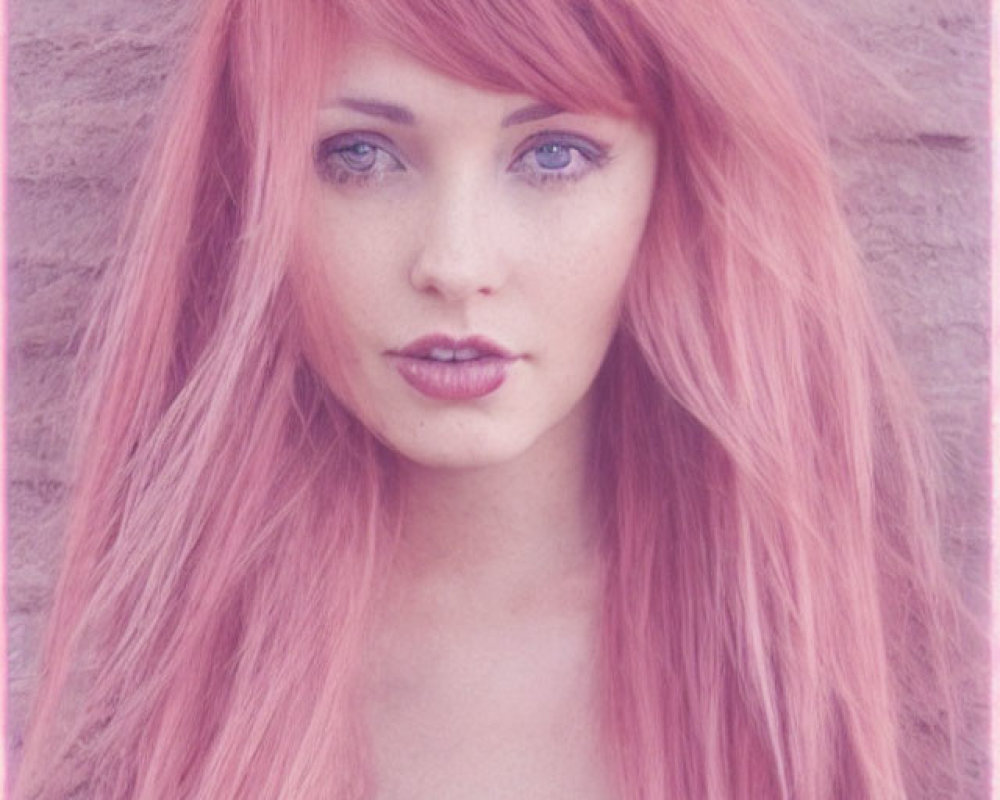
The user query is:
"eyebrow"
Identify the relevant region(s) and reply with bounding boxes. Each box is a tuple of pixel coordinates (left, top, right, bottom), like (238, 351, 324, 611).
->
(501, 102, 565, 127)
(334, 98, 416, 124)
(328, 98, 565, 128)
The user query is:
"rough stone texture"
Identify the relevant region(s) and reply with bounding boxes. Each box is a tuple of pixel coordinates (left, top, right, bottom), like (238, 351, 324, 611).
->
(7, 0, 190, 758)
(6, 0, 991, 793)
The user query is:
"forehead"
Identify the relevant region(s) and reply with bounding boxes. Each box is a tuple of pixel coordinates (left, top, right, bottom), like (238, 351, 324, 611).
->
(321, 38, 566, 126)
(330, 0, 643, 118)
(329, 40, 511, 104)
(320, 35, 651, 134)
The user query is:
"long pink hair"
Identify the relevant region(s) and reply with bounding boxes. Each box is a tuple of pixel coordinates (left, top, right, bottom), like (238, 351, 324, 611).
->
(15, 0, 965, 797)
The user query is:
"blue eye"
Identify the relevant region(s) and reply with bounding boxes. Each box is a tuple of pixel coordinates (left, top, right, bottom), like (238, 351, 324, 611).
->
(534, 143, 573, 170)
(315, 134, 404, 185)
(339, 142, 378, 171)
(511, 132, 608, 185)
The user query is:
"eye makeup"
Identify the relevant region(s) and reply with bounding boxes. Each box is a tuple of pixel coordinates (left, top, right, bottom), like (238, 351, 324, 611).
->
(314, 131, 405, 186)
(314, 127, 611, 189)
(508, 130, 611, 186)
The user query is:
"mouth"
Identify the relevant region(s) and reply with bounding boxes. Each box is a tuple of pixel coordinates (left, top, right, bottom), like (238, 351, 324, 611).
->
(388, 334, 517, 401)
(394, 334, 515, 362)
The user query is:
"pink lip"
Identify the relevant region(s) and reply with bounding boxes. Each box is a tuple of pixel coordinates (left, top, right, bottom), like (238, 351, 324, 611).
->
(388, 334, 516, 401)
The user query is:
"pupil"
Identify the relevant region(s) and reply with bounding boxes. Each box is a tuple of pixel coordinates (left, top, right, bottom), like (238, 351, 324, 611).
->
(535, 144, 571, 170)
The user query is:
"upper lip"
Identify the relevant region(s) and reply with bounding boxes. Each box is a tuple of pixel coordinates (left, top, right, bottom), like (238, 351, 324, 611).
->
(392, 334, 515, 361)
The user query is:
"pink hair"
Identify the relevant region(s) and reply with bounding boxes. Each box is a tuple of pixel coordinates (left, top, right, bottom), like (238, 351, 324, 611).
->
(16, 0, 966, 797)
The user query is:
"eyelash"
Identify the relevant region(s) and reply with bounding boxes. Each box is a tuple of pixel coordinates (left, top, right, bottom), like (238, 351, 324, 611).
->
(314, 132, 404, 186)
(510, 132, 609, 186)
(313, 131, 609, 188)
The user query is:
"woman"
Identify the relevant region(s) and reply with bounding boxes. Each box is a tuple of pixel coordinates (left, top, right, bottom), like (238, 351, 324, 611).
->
(14, 0, 971, 797)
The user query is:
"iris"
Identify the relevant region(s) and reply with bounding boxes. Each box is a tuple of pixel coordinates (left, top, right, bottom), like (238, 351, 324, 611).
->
(534, 143, 572, 170)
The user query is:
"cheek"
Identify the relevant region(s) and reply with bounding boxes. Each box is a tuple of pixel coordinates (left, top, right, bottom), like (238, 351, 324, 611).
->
(310, 201, 416, 342)
(318, 237, 397, 312)
(525, 199, 647, 328)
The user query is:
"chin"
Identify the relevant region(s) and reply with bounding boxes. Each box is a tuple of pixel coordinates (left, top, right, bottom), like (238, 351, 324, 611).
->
(382, 426, 538, 471)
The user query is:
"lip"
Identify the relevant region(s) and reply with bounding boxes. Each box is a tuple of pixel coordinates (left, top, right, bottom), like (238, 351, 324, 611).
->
(388, 334, 517, 401)
(395, 334, 514, 360)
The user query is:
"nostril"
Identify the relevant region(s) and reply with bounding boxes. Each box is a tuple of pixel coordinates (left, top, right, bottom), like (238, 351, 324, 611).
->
(408, 252, 505, 300)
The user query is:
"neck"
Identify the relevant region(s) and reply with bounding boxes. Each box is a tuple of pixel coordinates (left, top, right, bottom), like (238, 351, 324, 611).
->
(393, 397, 601, 596)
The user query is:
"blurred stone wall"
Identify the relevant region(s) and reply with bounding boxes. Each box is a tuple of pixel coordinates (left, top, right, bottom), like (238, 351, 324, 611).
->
(7, 0, 193, 760)
(6, 0, 991, 793)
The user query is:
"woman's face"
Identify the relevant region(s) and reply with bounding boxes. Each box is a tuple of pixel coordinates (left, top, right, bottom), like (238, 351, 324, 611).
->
(308, 39, 657, 469)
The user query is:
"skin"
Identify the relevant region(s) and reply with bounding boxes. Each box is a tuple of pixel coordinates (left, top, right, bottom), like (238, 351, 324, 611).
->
(308, 38, 657, 800)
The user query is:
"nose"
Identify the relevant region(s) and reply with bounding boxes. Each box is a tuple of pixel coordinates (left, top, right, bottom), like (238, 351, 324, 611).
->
(408, 173, 508, 300)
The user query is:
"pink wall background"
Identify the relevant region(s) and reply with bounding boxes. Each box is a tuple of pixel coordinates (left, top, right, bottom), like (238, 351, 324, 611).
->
(6, 0, 992, 791)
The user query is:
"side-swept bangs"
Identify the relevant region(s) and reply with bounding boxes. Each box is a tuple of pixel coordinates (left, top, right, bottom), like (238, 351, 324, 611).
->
(336, 0, 662, 117)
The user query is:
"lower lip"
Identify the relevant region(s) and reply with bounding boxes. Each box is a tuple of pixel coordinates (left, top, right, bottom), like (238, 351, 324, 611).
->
(391, 356, 512, 400)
